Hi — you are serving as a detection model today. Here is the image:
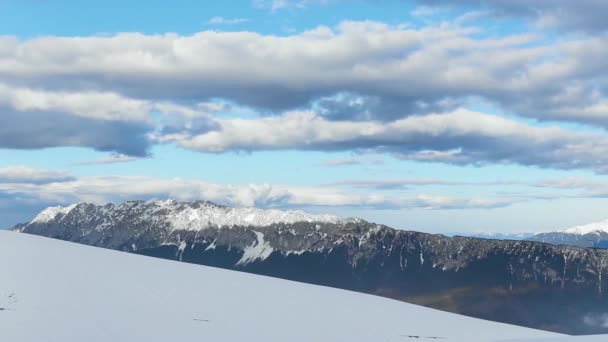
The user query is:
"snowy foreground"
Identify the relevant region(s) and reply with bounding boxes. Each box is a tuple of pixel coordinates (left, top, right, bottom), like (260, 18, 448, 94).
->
(0, 231, 603, 342)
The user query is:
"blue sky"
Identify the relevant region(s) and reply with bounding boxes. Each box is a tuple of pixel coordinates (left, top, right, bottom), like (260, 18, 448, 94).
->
(2, 0, 608, 233)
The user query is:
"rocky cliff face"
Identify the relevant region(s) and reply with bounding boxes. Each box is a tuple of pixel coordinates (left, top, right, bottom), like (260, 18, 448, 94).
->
(17, 200, 608, 335)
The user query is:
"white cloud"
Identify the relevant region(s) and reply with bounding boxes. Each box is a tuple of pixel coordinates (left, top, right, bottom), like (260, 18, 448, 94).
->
(207, 16, 249, 25)
(1, 21, 608, 169)
(0, 86, 223, 156)
(0, 84, 151, 122)
(1, 22, 606, 127)
(0, 169, 517, 211)
(0, 166, 75, 184)
(153, 108, 608, 173)
(532, 178, 608, 199)
(75, 154, 142, 166)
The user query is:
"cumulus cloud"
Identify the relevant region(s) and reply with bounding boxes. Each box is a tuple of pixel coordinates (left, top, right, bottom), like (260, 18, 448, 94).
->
(0, 107, 153, 156)
(0, 83, 155, 155)
(0, 166, 76, 184)
(0, 83, 223, 155)
(1, 21, 608, 169)
(0, 84, 151, 122)
(154, 108, 608, 173)
(1, 23, 608, 128)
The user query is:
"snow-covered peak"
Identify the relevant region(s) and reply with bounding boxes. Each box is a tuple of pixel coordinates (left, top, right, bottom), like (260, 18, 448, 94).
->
(561, 219, 608, 235)
(27, 200, 359, 231)
(30, 203, 79, 224)
(149, 199, 358, 230)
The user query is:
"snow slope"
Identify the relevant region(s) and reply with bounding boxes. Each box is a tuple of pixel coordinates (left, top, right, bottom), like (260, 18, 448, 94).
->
(504, 337, 607, 342)
(0, 231, 575, 342)
(562, 219, 608, 235)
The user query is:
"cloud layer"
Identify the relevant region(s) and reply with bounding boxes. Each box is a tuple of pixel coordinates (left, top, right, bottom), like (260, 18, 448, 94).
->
(157, 108, 608, 173)
(1, 20, 608, 172)
(1, 23, 607, 124)
(421, 0, 608, 32)
(0, 167, 517, 213)
(0, 166, 76, 185)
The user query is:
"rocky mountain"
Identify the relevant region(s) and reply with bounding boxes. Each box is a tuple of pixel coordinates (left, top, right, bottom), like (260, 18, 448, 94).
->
(16, 200, 608, 335)
(529, 220, 608, 248)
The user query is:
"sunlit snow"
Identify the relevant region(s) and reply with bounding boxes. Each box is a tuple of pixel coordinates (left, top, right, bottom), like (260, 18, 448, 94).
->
(0, 231, 575, 342)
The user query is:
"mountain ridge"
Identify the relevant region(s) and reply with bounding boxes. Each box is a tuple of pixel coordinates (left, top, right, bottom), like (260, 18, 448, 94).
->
(3, 230, 570, 342)
(16, 200, 608, 335)
(529, 219, 608, 248)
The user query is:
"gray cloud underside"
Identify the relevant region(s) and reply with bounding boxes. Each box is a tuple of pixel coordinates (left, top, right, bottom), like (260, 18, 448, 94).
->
(421, 0, 608, 32)
(1, 22, 608, 171)
(157, 109, 608, 173)
(0, 108, 151, 156)
(1, 23, 608, 125)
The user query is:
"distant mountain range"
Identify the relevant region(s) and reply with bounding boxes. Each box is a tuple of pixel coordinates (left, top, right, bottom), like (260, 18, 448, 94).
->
(460, 221, 608, 249)
(14, 200, 608, 335)
(461, 232, 535, 241)
(529, 220, 608, 248)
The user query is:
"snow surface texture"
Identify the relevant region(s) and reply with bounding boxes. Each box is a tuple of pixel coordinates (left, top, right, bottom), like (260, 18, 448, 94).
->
(29, 200, 357, 231)
(503, 337, 608, 342)
(0, 231, 575, 342)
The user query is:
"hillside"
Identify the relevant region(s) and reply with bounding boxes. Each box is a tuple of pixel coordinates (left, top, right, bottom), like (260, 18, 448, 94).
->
(17, 200, 608, 334)
(0, 230, 566, 342)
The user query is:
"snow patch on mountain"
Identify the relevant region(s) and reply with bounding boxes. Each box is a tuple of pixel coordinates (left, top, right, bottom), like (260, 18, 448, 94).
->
(30, 203, 79, 224)
(159, 200, 354, 230)
(26, 200, 357, 231)
(561, 220, 608, 236)
(236, 231, 275, 265)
